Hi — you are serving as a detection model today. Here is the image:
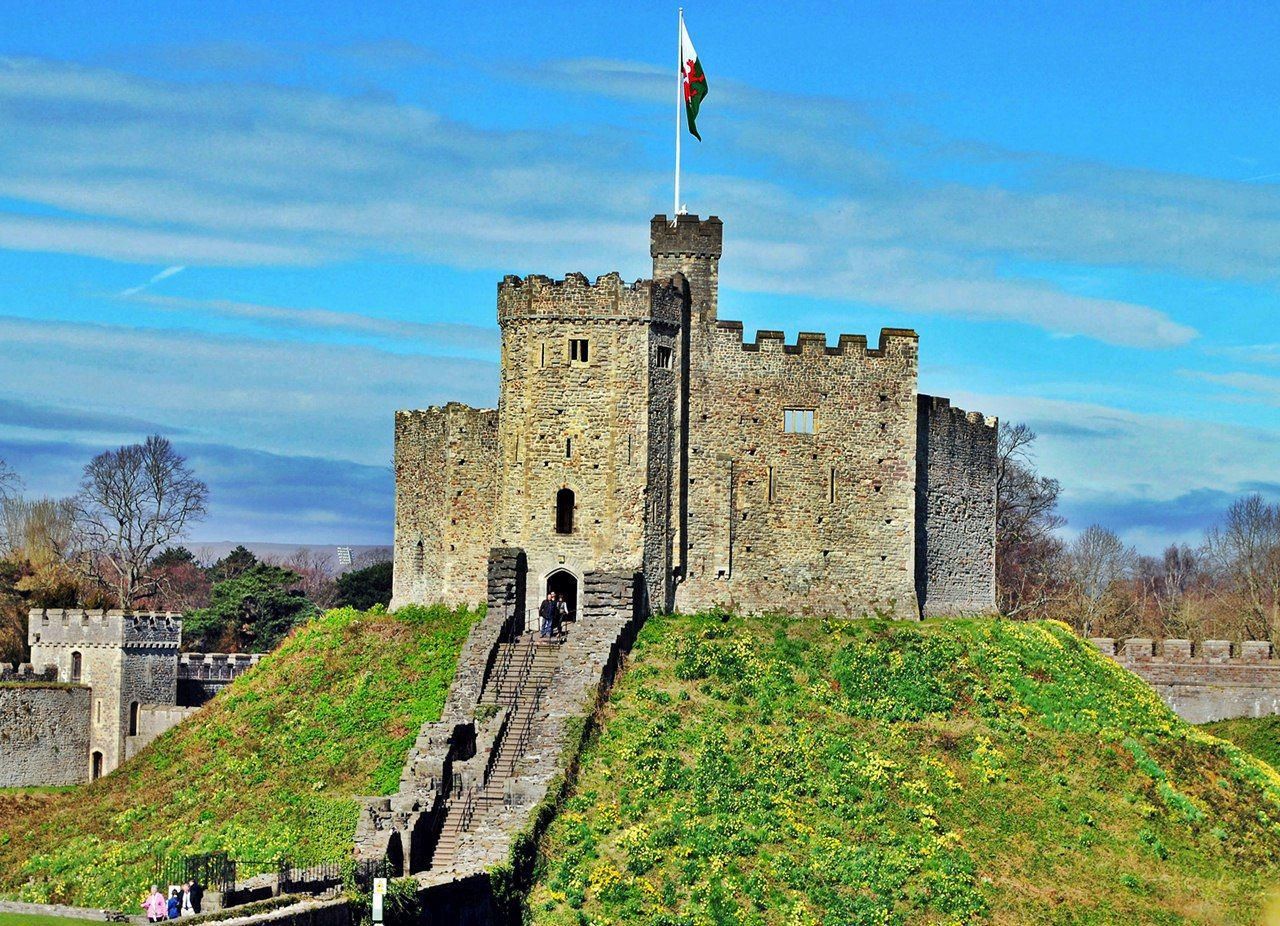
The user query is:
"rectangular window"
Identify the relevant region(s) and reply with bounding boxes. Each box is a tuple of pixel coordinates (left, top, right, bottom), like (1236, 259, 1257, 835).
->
(829, 466, 837, 503)
(570, 338, 590, 363)
(783, 409, 815, 434)
(767, 466, 777, 502)
(657, 346, 673, 369)
(540, 342, 546, 367)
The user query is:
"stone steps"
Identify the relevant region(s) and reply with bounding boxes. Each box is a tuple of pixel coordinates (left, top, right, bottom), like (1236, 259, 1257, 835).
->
(426, 637, 564, 872)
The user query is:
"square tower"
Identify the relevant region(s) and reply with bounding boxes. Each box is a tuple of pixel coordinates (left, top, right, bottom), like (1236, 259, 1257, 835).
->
(493, 272, 684, 615)
(28, 609, 180, 778)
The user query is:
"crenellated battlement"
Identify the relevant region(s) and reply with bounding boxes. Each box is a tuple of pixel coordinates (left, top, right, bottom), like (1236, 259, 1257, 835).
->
(1092, 637, 1280, 723)
(1093, 638, 1278, 664)
(178, 652, 263, 681)
(650, 214, 724, 258)
(27, 609, 182, 648)
(395, 403, 497, 427)
(712, 321, 918, 362)
(918, 395, 998, 430)
(497, 271, 684, 327)
(0, 663, 58, 683)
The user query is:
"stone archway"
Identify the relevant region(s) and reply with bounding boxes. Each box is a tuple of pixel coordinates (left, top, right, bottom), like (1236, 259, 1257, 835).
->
(546, 569, 579, 624)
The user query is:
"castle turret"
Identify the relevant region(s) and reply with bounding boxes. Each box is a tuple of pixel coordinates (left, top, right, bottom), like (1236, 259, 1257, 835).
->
(650, 214, 722, 323)
(28, 609, 182, 779)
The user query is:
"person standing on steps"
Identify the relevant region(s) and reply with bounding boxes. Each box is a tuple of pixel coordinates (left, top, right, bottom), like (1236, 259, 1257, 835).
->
(539, 591, 558, 642)
(555, 593, 569, 638)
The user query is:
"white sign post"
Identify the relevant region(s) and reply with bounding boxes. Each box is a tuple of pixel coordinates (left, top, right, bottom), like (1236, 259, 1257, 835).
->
(372, 877, 387, 923)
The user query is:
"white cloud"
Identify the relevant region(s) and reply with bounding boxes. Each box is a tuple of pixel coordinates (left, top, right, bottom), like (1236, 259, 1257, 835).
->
(0, 314, 497, 466)
(118, 293, 499, 356)
(118, 264, 185, 297)
(0, 54, 1208, 347)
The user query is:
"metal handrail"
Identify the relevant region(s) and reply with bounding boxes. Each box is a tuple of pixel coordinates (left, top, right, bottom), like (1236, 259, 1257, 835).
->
(500, 684, 544, 780)
(458, 786, 477, 831)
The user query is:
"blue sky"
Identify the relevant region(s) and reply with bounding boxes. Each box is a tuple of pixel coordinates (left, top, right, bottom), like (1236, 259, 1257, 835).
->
(1, 0, 1278, 551)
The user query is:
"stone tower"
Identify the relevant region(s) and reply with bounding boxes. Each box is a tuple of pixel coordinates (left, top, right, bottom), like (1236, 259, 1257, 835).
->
(28, 609, 180, 779)
(492, 272, 684, 616)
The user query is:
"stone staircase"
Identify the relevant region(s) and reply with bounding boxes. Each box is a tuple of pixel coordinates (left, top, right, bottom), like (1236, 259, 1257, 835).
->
(354, 551, 647, 921)
(427, 637, 561, 872)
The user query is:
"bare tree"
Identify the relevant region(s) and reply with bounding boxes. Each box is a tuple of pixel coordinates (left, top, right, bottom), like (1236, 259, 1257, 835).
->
(75, 435, 209, 607)
(1066, 524, 1138, 636)
(1204, 494, 1280, 640)
(279, 548, 339, 610)
(0, 457, 18, 502)
(995, 423, 1067, 616)
(1, 496, 77, 563)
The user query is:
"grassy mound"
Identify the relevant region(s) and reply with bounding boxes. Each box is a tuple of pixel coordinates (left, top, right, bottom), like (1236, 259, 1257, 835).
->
(1206, 716, 1280, 772)
(530, 614, 1280, 926)
(0, 605, 477, 908)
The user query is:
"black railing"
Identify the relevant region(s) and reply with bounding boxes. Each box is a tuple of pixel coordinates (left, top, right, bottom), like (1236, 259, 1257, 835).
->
(458, 786, 478, 832)
(156, 853, 393, 897)
(500, 684, 544, 780)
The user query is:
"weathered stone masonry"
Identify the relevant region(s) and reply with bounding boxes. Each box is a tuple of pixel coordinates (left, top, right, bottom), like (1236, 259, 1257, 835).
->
(916, 396, 998, 617)
(0, 684, 90, 787)
(0, 610, 261, 785)
(391, 214, 1000, 620)
(1094, 637, 1280, 724)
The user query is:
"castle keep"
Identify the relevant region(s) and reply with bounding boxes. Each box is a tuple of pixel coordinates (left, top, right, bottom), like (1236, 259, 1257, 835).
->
(392, 215, 999, 621)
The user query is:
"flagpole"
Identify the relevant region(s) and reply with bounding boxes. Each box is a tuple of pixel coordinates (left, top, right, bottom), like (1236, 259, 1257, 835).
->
(674, 7, 682, 222)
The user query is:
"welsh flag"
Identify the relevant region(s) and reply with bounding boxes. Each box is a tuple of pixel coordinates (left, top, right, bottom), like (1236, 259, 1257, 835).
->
(680, 17, 708, 140)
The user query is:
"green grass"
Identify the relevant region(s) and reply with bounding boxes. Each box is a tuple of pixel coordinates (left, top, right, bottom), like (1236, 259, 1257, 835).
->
(0, 914, 101, 926)
(530, 614, 1280, 926)
(0, 604, 478, 909)
(1206, 716, 1280, 771)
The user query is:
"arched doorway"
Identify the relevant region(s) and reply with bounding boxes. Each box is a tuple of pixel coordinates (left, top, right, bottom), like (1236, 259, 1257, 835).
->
(546, 570, 579, 625)
(70, 651, 82, 683)
(91, 751, 103, 780)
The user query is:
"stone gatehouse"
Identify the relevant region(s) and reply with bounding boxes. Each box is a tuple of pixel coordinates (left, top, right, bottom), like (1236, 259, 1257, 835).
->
(392, 214, 998, 623)
(0, 609, 261, 786)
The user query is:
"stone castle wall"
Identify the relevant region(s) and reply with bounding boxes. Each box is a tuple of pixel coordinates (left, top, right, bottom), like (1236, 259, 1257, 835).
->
(915, 396, 998, 616)
(1093, 638, 1280, 723)
(392, 405, 499, 610)
(0, 684, 90, 787)
(675, 323, 922, 618)
(391, 213, 999, 621)
(125, 704, 200, 760)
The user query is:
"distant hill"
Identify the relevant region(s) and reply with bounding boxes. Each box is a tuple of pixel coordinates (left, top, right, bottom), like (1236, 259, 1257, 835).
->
(530, 615, 1280, 925)
(0, 604, 476, 908)
(185, 541, 391, 574)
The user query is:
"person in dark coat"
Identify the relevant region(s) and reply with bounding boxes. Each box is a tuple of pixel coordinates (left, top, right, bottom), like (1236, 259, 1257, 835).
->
(538, 592, 557, 641)
(166, 888, 180, 920)
(185, 881, 203, 915)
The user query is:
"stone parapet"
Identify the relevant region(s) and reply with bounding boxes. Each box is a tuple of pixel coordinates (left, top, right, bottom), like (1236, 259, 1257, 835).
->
(1092, 637, 1280, 723)
(28, 609, 181, 648)
(650, 213, 724, 258)
(179, 653, 263, 680)
(497, 272, 683, 329)
(712, 321, 918, 361)
(0, 663, 58, 683)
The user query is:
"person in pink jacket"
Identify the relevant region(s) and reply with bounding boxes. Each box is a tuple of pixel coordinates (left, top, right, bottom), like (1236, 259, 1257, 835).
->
(143, 885, 168, 923)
